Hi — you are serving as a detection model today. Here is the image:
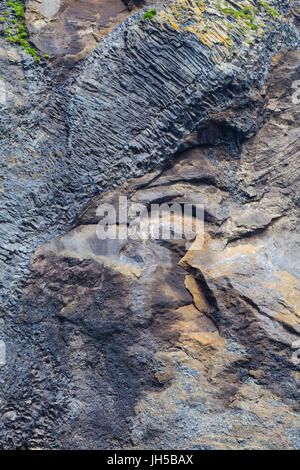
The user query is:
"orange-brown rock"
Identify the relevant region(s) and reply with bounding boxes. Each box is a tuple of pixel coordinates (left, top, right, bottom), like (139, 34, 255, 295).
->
(25, 0, 163, 64)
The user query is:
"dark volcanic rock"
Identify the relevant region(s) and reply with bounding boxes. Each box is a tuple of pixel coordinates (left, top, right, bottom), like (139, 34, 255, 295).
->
(25, 0, 143, 64)
(0, 0, 299, 449)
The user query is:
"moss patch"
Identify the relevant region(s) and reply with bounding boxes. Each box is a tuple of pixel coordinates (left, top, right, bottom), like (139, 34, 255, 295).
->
(155, 0, 281, 51)
(142, 9, 157, 20)
(1, 1, 45, 61)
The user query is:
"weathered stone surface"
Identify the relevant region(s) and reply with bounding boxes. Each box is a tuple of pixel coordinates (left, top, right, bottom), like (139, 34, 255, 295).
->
(25, 0, 164, 64)
(25, 0, 133, 64)
(0, 0, 299, 449)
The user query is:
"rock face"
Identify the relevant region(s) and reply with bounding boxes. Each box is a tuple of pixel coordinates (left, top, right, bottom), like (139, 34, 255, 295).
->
(0, 0, 299, 449)
(25, 0, 163, 64)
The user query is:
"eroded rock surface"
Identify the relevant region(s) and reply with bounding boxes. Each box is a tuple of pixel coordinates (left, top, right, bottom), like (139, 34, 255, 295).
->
(25, 0, 164, 64)
(0, 0, 299, 449)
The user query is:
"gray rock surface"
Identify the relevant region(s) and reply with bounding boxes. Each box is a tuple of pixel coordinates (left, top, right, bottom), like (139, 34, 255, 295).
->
(25, 0, 162, 64)
(0, 0, 299, 449)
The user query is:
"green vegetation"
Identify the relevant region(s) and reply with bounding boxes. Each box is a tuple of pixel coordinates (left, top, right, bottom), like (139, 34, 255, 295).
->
(217, 2, 279, 21)
(216, 1, 280, 45)
(216, 3, 259, 40)
(247, 22, 258, 30)
(258, 2, 279, 18)
(142, 9, 157, 20)
(1, 1, 46, 61)
(217, 4, 255, 22)
(8, 1, 24, 18)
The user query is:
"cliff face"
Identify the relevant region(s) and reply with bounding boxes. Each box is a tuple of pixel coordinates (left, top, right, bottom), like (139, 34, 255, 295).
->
(0, 0, 299, 449)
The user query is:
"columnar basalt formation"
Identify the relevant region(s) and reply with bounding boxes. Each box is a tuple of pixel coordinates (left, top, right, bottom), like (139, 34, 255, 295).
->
(0, 0, 299, 449)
